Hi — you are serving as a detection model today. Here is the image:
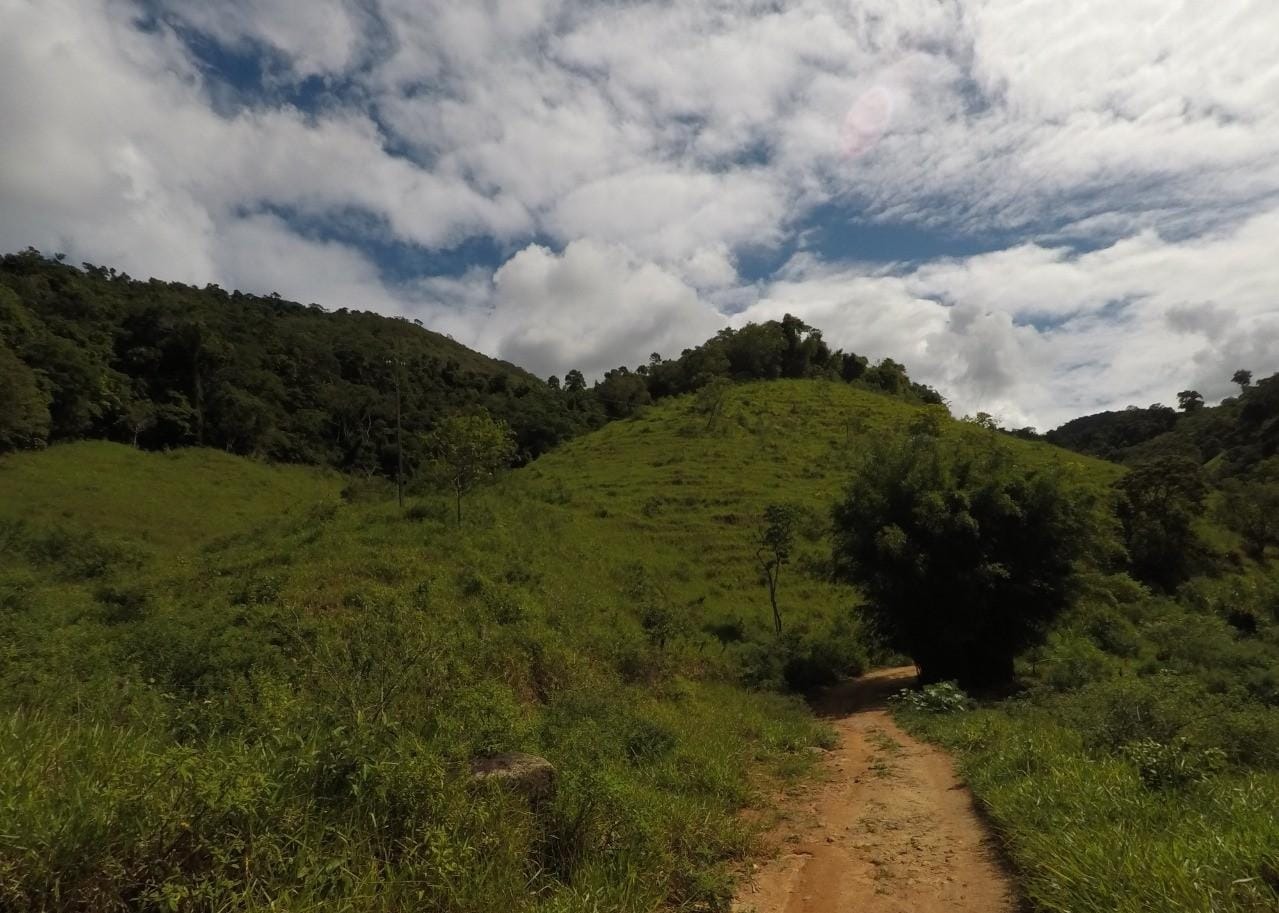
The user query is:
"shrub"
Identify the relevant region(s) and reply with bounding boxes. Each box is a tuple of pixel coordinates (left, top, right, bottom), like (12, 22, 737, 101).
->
(892, 681, 973, 714)
(405, 499, 450, 523)
(94, 584, 149, 624)
(624, 717, 677, 763)
(1122, 737, 1226, 790)
(780, 618, 868, 692)
(1034, 631, 1118, 692)
(231, 574, 282, 606)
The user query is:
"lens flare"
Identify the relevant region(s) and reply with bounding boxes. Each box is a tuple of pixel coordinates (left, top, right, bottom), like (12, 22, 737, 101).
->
(841, 86, 894, 158)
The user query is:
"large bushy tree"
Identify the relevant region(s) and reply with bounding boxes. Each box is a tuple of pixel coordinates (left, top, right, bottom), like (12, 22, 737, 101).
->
(0, 340, 50, 449)
(1113, 455, 1208, 589)
(1218, 459, 1279, 561)
(831, 430, 1103, 686)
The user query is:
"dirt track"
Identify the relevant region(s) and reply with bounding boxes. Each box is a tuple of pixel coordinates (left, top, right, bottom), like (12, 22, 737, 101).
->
(733, 667, 1017, 913)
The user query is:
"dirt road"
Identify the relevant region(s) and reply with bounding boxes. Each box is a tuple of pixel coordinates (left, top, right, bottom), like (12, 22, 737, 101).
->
(733, 667, 1017, 913)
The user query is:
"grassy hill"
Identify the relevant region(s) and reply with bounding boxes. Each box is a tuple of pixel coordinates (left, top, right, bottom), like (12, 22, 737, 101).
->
(2, 380, 1275, 912)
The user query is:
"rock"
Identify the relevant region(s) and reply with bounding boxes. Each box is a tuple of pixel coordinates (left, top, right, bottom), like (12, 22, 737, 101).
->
(470, 752, 556, 803)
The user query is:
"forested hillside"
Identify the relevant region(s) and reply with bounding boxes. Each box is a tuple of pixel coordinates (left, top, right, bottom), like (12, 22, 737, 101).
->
(1046, 372, 1279, 477)
(0, 250, 940, 476)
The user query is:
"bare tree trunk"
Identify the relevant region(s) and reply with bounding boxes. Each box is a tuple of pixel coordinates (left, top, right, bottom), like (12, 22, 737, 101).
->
(767, 567, 782, 635)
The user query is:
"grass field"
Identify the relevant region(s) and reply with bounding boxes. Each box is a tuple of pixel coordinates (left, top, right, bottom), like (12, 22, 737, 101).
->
(4, 381, 1271, 912)
(3, 381, 952, 911)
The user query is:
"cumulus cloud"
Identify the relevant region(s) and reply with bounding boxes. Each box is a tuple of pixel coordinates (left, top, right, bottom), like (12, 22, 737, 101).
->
(736, 208, 1279, 428)
(2, 0, 1279, 429)
(475, 240, 724, 379)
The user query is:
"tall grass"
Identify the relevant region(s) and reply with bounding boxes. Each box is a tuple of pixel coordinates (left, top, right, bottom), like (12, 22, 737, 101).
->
(901, 709, 1279, 913)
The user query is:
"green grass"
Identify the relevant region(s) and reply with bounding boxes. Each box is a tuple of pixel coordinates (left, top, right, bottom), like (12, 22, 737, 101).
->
(5, 383, 940, 911)
(899, 708, 1279, 913)
(894, 565, 1279, 913)
(13, 381, 1258, 913)
(0, 440, 345, 556)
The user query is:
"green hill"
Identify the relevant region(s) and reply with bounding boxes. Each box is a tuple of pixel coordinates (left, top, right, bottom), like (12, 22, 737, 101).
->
(2, 379, 1276, 913)
(0, 379, 1082, 912)
(0, 248, 592, 469)
(1, 250, 940, 481)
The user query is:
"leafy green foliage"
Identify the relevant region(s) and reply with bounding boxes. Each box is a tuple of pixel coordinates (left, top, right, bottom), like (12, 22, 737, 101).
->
(0, 336, 51, 448)
(426, 411, 518, 522)
(890, 681, 973, 714)
(1218, 465, 1279, 560)
(755, 503, 798, 635)
(0, 249, 589, 472)
(832, 431, 1108, 685)
(1048, 370, 1279, 481)
(1113, 455, 1208, 588)
(1120, 737, 1226, 790)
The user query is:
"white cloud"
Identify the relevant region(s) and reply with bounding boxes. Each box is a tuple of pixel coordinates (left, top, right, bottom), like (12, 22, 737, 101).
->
(2, 0, 1279, 430)
(736, 208, 1279, 428)
(475, 239, 724, 379)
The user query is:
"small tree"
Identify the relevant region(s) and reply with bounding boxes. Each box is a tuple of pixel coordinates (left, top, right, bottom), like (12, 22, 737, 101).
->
(832, 434, 1104, 686)
(118, 398, 156, 448)
(756, 504, 798, 635)
(1177, 390, 1204, 413)
(694, 376, 732, 430)
(1232, 369, 1253, 393)
(427, 411, 517, 523)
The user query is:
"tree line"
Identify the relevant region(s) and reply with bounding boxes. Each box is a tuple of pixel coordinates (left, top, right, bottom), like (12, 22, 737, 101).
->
(0, 249, 942, 477)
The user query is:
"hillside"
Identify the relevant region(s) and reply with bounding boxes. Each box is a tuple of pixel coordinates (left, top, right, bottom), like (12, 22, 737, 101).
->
(0, 251, 941, 480)
(1046, 372, 1279, 477)
(3, 380, 1277, 912)
(0, 379, 1080, 912)
(0, 248, 590, 469)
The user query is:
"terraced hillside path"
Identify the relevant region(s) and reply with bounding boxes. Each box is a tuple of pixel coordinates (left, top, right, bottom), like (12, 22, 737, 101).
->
(733, 667, 1017, 913)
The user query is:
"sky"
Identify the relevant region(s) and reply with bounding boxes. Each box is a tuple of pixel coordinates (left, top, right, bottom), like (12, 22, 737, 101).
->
(3, 0, 1278, 429)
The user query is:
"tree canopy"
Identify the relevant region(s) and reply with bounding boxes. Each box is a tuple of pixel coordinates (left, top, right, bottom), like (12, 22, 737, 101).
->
(831, 431, 1105, 686)
(0, 249, 589, 473)
(426, 411, 518, 522)
(1, 250, 947, 472)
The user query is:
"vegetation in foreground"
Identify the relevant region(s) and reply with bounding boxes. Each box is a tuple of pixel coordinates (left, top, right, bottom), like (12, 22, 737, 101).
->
(3, 249, 1277, 912)
(5, 381, 986, 911)
(894, 561, 1279, 913)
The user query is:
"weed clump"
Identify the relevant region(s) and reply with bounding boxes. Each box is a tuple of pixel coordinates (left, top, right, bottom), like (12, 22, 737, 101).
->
(892, 681, 973, 714)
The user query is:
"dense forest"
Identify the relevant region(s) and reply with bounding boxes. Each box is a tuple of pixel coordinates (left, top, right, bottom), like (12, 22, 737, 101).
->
(0, 249, 941, 475)
(1045, 372, 1279, 478)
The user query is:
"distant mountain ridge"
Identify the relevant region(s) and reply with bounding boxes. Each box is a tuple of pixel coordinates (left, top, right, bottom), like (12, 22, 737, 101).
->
(1046, 375, 1279, 478)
